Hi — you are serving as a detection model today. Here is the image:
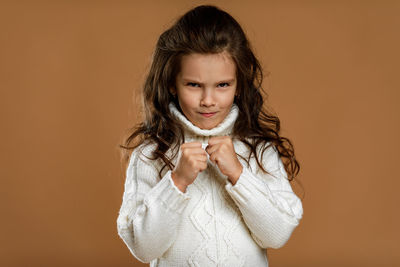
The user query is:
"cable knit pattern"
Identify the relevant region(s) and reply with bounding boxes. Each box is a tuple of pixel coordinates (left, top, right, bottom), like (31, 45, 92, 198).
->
(117, 102, 303, 266)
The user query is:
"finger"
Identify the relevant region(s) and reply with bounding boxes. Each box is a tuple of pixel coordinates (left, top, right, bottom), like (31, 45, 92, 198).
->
(196, 156, 208, 163)
(186, 147, 208, 155)
(205, 143, 220, 155)
(181, 142, 202, 148)
(209, 153, 219, 165)
(208, 136, 230, 145)
(198, 161, 208, 171)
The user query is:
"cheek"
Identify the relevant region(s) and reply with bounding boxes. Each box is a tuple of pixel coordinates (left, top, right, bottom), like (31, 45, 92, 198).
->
(178, 92, 198, 110)
(218, 91, 236, 106)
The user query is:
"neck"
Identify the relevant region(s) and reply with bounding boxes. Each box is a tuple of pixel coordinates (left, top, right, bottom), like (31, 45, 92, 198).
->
(169, 102, 239, 144)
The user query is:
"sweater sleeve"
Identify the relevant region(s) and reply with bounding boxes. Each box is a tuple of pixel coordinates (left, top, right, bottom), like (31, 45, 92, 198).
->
(224, 143, 303, 249)
(116, 147, 191, 263)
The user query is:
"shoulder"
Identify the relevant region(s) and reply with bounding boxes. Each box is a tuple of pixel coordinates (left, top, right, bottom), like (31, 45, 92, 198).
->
(236, 138, 281, 174)
(257, 141, 278, 160)
(257, 141, 286, 179)
(127, 142, 162, 172)
(234, 137, 276, 158)
(128, 140, 157, 159)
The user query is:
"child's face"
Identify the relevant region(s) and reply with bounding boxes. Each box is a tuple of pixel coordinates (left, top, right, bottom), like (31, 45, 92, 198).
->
(172, 51, 237, 130)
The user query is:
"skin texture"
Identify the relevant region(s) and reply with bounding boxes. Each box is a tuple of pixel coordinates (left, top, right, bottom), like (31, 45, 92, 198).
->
(170, 52, 243, 192)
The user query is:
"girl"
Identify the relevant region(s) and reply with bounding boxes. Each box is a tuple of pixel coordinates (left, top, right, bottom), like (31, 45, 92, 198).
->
(117, 5, 303, 267)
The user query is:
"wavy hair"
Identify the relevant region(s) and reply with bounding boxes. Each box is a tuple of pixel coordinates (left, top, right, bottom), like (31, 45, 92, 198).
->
(119, 5, 304, 198)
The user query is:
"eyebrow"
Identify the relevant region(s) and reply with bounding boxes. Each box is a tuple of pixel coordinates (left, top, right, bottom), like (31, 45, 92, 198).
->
(181, 78, 236, 85)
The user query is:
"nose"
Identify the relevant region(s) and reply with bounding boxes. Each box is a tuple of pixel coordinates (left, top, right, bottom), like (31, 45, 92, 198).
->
(200, 88, 215, 107)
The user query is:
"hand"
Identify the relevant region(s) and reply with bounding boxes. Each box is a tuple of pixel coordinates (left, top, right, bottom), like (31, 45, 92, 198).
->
(171, 142, 208, 192)
(205, 136, 243, 185)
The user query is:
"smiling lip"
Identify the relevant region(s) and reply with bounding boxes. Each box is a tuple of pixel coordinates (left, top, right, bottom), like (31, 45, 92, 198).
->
(199, 112, 217, 118)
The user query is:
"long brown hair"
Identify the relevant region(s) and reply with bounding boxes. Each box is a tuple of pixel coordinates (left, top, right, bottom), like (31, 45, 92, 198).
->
(119, 5, 304, 199)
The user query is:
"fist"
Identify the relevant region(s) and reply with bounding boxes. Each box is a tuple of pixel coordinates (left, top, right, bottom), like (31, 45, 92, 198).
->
(205, 136, 243, 184)
(171, 142, 208, 192)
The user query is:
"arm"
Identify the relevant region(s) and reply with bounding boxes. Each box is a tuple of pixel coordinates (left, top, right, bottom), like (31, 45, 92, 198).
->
(225, 143, 303, 249)
(116, 146, 191, 263)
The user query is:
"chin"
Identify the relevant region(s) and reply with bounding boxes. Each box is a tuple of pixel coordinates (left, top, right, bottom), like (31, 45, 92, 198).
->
(200, 122, 218, 130)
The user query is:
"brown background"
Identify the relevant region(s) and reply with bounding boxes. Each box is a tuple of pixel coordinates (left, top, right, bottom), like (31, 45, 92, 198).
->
(1, 0, 399, 266)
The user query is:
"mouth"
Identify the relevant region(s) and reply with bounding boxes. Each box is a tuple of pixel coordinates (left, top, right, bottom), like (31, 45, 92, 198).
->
(199, 112, 217, 118)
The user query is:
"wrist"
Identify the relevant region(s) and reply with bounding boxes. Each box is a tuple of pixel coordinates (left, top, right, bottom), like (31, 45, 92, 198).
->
(171, 171, 188, 192)
(228, 165, 243, 185)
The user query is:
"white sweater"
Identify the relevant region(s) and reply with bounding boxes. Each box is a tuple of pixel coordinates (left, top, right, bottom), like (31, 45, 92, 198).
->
(117, 102, 303, 267)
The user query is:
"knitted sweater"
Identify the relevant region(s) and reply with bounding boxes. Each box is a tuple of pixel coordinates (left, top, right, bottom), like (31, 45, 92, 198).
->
(116, 102, 303, 267)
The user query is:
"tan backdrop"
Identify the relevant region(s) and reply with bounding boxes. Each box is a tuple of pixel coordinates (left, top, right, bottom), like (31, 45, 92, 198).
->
(1, 0, 399, 266)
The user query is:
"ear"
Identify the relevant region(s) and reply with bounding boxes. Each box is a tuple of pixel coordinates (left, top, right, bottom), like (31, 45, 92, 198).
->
(169, 86, 176, 96)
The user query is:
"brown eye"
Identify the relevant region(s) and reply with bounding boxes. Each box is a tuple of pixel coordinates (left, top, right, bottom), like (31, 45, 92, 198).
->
(187, 82, 200, 87)
(218, 83, 229, 87)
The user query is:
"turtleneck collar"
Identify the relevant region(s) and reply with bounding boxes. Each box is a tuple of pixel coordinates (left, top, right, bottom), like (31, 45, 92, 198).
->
(168, 102, 239, 143)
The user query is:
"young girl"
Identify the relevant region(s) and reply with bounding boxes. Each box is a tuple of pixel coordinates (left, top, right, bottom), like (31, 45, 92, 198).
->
(117, 5, 303, 267)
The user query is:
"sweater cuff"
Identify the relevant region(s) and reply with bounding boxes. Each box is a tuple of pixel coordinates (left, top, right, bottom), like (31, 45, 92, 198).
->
(143, 170, 191, 215)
